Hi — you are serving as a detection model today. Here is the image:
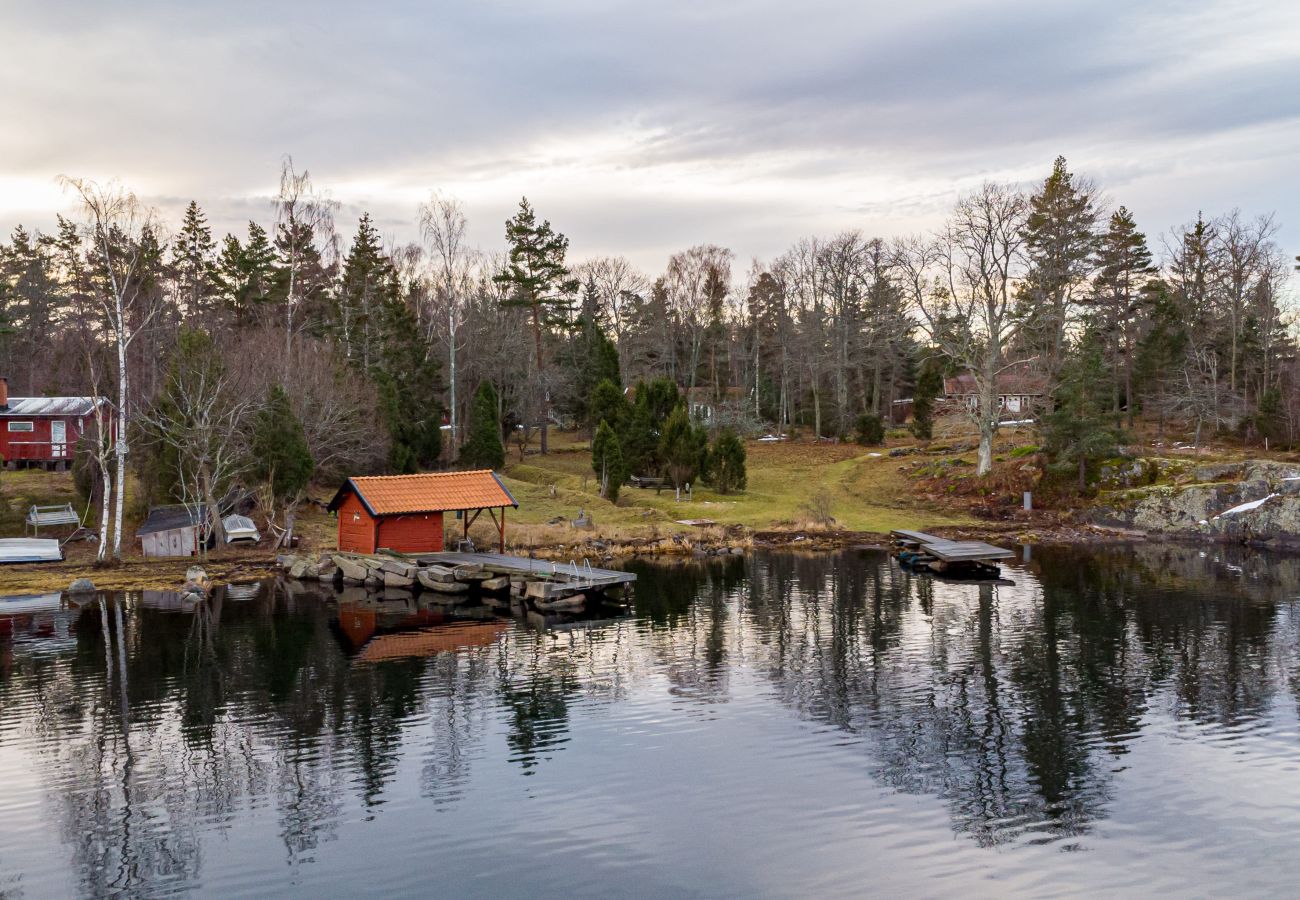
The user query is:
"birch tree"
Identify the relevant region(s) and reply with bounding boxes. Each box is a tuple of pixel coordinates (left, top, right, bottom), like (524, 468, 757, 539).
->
(273, 156, 336, 368)
(60, 177, 165, 559)
(419, 192, 475, 450)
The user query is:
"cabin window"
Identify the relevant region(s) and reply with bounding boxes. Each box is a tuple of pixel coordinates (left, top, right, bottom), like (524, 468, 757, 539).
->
(7, 421, 34, 432)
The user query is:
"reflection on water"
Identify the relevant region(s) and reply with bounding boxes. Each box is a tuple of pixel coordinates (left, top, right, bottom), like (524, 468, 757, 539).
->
(2, 545, 1300, 897)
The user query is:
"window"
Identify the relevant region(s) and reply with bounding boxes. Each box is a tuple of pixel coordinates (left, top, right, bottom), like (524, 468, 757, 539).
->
(7, 421, 34, 432)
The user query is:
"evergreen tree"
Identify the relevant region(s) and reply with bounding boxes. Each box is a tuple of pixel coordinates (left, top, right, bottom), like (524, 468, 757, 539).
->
(460, 380, 505, 470)
(218, 221, 277, 325)
(709, 428, 747, 494)
(1043, 332, 1124, 490)
(591, 419, 628, 501)
(911, 359, 942, 440)
(591, 379, 629, 433)
(1017, 156, 1099, 387)
(336, 213, 393, 367)
(559, 313, 621, 432)
(854, 413, 884, 446)
(249, 384, 315, 501)
(1087, 206, 1157, 425)
(171, 201, 218, 319)
(493, 197, 579, 454)
(659, 404, 709, 489)
(374, 292, 442, 473)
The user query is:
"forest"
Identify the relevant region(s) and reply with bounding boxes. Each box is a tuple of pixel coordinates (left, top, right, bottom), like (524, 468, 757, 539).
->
(0, 156, 1294, 557)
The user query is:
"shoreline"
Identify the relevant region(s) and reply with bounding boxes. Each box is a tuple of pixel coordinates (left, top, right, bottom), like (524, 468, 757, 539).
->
(0, 519, 1203, 595)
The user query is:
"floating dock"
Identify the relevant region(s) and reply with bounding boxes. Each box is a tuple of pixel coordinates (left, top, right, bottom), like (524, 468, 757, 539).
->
(413, 551, 636, 600)
(890, 529, 1014, 576)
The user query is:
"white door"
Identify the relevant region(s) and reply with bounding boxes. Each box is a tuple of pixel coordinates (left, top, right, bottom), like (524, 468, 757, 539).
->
(50, 420, 67, 458)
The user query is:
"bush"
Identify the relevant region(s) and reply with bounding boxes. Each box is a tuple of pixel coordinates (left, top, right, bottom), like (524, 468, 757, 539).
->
(591, 420, 629, 501)
(855, 414, 885, 446)
(659, 405, 709, 489)
(709, 428, 747, 494)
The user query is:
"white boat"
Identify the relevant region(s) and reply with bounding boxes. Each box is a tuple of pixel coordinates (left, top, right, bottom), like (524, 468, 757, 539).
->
(0, 592, 63, 614)
(223, 514, 261, 544)
(0, 538, 64, 564)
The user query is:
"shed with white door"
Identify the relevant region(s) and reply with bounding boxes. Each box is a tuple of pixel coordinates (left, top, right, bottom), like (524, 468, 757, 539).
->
(136, 505, 208, 558)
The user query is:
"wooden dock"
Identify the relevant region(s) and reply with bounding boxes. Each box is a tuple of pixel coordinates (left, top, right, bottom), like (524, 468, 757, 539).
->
(890, 529, 1014, 575)
(413, 551, 636, 600)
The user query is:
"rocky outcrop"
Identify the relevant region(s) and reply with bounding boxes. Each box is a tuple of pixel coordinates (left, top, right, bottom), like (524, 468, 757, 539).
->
(1091, 459, 1300, 543)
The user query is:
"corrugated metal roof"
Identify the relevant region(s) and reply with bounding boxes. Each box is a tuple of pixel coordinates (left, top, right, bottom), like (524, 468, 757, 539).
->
(136, 504, 207, 536)
(0, 396, 105, 417)
(328, 470, 517, 516)
(0, 538, 64, 564)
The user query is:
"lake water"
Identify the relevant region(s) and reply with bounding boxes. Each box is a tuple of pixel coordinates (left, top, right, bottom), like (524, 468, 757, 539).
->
(2, 545, 1300, 898)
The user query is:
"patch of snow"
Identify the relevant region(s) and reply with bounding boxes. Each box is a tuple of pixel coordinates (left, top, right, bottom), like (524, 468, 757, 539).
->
(868, 452, 882, 457)
(1212, 493, 1278, 519)
(1001, 419, 1035, 426)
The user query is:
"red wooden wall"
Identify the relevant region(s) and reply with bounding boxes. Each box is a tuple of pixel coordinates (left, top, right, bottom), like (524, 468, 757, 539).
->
(376, 512, 443, 553)
(336, 493, 377, 554)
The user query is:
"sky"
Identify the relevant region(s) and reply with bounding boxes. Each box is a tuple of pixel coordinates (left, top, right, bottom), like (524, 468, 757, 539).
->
(2, 0, 1298, 274)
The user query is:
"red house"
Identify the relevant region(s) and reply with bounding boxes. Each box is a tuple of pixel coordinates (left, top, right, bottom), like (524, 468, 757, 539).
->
(327, 470, 518, 554)
(0, 378, 112, 469)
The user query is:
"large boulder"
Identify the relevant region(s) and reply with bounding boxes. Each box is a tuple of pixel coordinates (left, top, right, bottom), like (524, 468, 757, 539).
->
(288, 559, 311, 580)
(381, 559, 416, 578)
(68, 577, 96, 594)
(418, 565, 457, 584)
(333, 555, 368, 584)
(384, 570, 415, 589)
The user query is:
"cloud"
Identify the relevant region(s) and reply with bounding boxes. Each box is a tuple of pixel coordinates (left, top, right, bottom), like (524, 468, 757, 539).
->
(1, 0, 1297, 273)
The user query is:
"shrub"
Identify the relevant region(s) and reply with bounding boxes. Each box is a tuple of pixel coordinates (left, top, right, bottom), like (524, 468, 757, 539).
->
(591, 420, 629, 501)
(460, 380, 505, 470)
(855, 414, 885, 446)
(709, 428, 747, 494)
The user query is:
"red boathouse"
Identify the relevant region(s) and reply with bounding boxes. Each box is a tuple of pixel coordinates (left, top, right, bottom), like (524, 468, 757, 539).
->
(327, 470, 518, 554)
(0, 377, 112, 468)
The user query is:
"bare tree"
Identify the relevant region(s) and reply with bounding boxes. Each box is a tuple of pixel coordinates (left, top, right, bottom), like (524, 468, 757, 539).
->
(60, 177, 166, 559)
(576, 256, 647, 374)
(898, 183, 1030, 475)
(419, 193, 476, 451)
(273, 156, 337, 369)
(663, 245, 733, 391)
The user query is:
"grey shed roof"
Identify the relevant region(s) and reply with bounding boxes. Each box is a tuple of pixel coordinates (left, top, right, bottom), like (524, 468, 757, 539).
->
(0, 396, 105, 417)
(136, 505, 207, 536)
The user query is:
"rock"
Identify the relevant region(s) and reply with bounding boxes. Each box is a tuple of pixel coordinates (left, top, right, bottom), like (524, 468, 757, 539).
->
(277, 554, 300, 571)
(730, 547, 745, 555)
(315, 561, 338, 582)
(480, 576, 510, 592)
(417, 567, 456, 589)
(511, 578, 527, 597)
(424, 579, 469, 595)
(289, 559, 310, 579)
(384, 570, 414, 588)
(333, 555, 368, 584)
(362, 557, 388, 572)
(364, 574, 382, 588)
(381, 559, 415, 578)
(68, 577, 96, 593)
(525, 581, 553, 600)
(536, 593, 585, 611)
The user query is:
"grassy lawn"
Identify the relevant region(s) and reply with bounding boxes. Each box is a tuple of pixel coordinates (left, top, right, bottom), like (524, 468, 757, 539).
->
(503, 434, 977, 535)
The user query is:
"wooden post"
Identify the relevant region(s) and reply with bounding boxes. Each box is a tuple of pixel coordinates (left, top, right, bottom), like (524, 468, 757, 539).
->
(500, 507, 505, 552)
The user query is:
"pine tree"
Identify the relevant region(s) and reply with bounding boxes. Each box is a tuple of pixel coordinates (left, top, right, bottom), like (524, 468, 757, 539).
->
(558, 312, 621, 432)
(336, 213, 393, 368)
(591, 379, 629, 434)
(171, 201, 218, 319)
(374, 291, 442, 473)
(1018, 156, 1099, 387)
(218, 222, 277, 325)
(249, 384, 315, 501)
(709, 428, 747, 494)
(493, 197, 578, 454)
(1043, 332, 1124, 490)
(591, 419, 628, 501)
(460, 380, 505, 470)
(1087, 207, 1157, 426)
(659, 404, 708, 489)
(911, 359, 942, 440)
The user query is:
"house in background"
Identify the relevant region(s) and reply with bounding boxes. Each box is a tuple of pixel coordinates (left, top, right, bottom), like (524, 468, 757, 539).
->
(685, 386, 746, 424)
(942, 370, 1048, 419)
(0, 377, 112, 469)
(328, 470, 518, 554)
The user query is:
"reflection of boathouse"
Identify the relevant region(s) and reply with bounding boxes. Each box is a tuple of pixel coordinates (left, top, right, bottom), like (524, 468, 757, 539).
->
(335, 597, 508, 665)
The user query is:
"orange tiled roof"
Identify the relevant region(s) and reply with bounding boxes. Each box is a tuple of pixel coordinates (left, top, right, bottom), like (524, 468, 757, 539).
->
(329, 470, 517, 516)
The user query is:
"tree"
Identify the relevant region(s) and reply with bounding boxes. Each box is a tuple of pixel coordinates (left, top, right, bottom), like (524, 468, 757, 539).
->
(1086, 206, 1156, 425)
(911, 358, 942, 440)
(559, 310, 621, 432)
(273, 156, 337, 365)
(659, 404, 708, 490)
(171, 201, 218, 319)
(374, 293, 442, 473)
(336, 213, 392, 368)
(419, 192, 475, 451)
(591, 420, 628, 501)
(249, 383, 315, 547)
(493, 197, 578, 454)
(898, 182, 1030, 475)
(1017, 157, 1099, 389)
(218, 221, 277, 325)
(590, 378, 629, 434)
(142, 328, 252, 549)
(709, 428, 747, 494)
(460, 380, 505, 470)
(61, 176, 166, 560)
(1043, 332, 1124, 490)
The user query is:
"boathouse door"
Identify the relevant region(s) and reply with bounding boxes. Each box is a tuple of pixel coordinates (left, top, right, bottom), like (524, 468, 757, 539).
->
(50, 420, 67, 458)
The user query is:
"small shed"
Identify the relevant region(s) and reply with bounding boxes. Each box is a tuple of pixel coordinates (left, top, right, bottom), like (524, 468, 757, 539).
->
(136, 505, 207, 558)
(327, 470, 518, 555)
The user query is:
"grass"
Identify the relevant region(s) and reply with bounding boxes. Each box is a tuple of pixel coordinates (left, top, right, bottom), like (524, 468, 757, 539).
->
(503, 435, 977, 536)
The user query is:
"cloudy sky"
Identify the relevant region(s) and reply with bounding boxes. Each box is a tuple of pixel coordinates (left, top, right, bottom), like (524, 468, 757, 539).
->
(2, 0, 1298, 272)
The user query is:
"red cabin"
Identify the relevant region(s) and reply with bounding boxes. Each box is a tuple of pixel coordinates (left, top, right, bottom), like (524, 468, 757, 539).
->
(327, 470, 518, 554)
(0, 378, 112, 469)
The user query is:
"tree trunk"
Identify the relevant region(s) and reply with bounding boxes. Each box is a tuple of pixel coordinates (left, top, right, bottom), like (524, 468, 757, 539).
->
(531, 306, 548, 455)
(1078, 454, 1086, 491)
(112, 330, 128, 559)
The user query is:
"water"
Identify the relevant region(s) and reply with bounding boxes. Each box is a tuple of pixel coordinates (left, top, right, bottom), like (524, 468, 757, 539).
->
(3, 545, 1300, 898)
